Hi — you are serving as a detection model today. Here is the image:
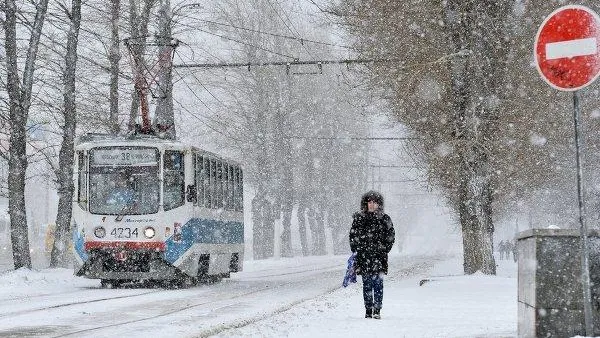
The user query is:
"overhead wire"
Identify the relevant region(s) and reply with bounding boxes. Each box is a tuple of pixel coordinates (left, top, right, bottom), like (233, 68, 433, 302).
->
(172, 95, 241, 142)
(170, 64, 252, 135)
(264, 0, 315, 60)
(80, 0, 300, 60)
(79, 1, 348, 64)
(171, 65, 248, 142)
(182, 24, 299, 60)
(170, 66, 241, 139)
(175, 14, 357, 51)
(305, 0, 340, 27)
(174, 49, 228, 108)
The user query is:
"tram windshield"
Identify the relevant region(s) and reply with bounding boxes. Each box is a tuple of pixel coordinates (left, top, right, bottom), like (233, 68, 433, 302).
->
(88, 147, 160, 215)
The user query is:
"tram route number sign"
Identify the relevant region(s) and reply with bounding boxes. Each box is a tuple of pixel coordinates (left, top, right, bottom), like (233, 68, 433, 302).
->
(91, 148, 158, 166)
(534, 5, 600, 91)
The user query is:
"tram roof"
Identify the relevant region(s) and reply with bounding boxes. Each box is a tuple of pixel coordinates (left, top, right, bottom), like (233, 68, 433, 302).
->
(75, 133, 184, 147)
(75, 133, 241, 166)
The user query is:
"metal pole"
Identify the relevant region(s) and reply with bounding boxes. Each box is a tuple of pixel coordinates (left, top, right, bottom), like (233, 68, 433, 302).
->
(378, 160, 381, 191)
(371, 165, 375, 189)
(573, 90, 594, 335)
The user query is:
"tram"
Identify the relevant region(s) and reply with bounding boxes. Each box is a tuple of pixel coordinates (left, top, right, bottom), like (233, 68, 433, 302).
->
(72, 133, 244, 287)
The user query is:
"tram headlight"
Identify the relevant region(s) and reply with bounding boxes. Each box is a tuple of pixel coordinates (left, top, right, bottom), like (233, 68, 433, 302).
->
(94, 226, 106, 238)
(144, 227, 156, 239)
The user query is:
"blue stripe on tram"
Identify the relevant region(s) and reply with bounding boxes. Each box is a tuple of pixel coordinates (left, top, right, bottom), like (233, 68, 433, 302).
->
(164, 218, 244, 264)
(73, 223, 88, 261)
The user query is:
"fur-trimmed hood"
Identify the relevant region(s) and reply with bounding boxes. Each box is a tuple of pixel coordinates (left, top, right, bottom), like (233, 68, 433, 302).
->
(360, 190, 384, 212)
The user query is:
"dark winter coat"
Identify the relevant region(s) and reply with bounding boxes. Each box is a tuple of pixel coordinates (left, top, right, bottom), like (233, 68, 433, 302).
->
(349, 191, 395, 275)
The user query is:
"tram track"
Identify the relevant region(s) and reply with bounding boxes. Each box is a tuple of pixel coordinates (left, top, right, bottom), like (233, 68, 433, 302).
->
(0, 261, 342, 322)
(202, 257, 438, 337)
(201, 258, 439, 337)
(53, 279, 300, 337)
(0, 255, 440, 337)
(0, 289, 164, 319)
(51, 263, 348, 337)
(54, 257, 434, 337)
(237, 263, 341, 280)
(0, 287, 104, 302)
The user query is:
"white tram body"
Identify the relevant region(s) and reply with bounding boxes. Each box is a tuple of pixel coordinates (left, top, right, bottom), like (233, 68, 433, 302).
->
(72, 134, 244, 284)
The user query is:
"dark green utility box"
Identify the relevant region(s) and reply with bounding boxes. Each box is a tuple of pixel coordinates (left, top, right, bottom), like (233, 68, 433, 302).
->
(517, 228, 600, 337)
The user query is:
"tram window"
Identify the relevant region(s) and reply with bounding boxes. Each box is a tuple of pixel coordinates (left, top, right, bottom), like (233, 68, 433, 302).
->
(221, 162, 227, 209)
(228, 164, 235, 210)
(234, 167, 243, 211)
(238, 168, 244, 211)
(202, 155, 208, 207)
(163, 150, 185, 211)
(216, 160, 223, 209)
(204, 157, 210, 208)
(233, 166, 239, 211)
(77, 152, 87, 210)
(223, 163, 229, 209)
(196, 155, 204, 207)
(209, 158, 216, 209)
(192, 154, 198, 206)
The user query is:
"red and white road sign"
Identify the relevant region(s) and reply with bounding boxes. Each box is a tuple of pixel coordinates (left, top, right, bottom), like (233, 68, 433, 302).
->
(534, 5, 600, 91)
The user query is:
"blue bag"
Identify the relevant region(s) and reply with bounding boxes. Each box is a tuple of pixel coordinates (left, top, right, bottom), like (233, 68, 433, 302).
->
(342, 252, 357, 287)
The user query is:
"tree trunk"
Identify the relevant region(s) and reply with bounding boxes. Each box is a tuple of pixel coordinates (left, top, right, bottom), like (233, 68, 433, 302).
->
(154, 0, 176, 139)
(459, 167, 478, 274)
(251, 195, 274, 259)
(51, 0, 81, 268)
(446, 0, 510, 275)
(275, 89, 294, 257)
(312, 208, 326, 256)
(127, 0, 155, 131)
(251, 195, 264, 259)
(7, 130, 30, 270)
(280, 202, 293, 257)
(109, 0, 121, 135)
(296, 200, 309, 256)
(4, 0, 50, 270)
(479, 179, 496, 274)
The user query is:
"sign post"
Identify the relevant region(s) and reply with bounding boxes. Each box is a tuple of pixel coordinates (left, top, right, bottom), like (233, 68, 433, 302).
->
(534, 5, 600, 336)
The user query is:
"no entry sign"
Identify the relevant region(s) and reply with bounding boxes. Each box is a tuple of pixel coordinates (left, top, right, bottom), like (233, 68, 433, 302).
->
(534, 5, 600, 91)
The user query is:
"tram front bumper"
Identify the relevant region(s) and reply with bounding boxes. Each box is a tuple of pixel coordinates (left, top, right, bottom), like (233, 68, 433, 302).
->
(76, 249, 179, 280)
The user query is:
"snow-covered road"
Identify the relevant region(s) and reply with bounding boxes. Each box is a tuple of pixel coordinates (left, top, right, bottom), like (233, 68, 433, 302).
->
(0, 254, 439, 337)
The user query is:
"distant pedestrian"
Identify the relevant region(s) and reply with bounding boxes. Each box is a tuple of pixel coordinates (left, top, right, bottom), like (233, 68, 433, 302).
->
(349, 191, 395, 320)
(505, 241, 514, 262)
(512, 240, 518, 262)
(498, 240, 506, 260)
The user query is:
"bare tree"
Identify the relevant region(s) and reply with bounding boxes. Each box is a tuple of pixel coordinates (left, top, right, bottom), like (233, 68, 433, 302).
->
(335, 0, 519, 274)
(169, 0, 368, 258)
(109, 0, 121, 134)
(442, 0, 514, 274)
(3, 0, 50, 269)
(126, 0, 156, 131)
(50, 0, 82, 268)
(153, 0, 176, 139)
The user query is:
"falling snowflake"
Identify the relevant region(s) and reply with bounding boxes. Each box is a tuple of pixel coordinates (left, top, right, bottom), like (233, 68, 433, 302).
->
(529, 133, 547, 146)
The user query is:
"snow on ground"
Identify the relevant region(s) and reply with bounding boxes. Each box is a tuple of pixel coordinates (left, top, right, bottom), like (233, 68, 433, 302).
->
(218, 255, 518, 338)
(0, 254, 518, 338)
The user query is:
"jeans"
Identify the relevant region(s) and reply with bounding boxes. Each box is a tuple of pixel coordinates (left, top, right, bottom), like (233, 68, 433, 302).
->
(362, 274, 384, 310)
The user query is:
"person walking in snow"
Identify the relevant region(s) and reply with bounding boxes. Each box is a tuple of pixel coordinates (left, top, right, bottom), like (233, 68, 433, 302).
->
(349, 191, 395, 319)
(504, 241, 513, 261)
(498, 240, 506, 260)
(511, 240, 518, 262)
